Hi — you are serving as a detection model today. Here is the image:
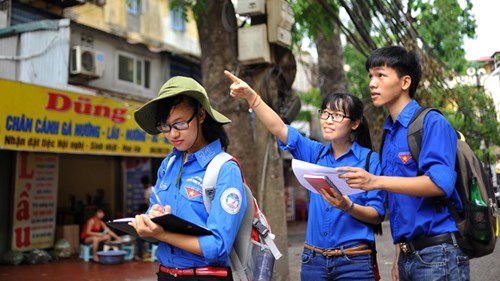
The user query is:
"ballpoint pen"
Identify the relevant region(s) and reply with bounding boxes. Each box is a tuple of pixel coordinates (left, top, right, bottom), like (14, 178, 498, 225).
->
(152, 186, 165, 211)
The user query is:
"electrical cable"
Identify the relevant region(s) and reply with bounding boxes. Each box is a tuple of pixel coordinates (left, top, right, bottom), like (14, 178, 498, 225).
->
(0, 35, 62, 60)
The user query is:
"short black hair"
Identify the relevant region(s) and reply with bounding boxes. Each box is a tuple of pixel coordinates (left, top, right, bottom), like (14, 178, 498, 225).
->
(366, 46, 422, 98)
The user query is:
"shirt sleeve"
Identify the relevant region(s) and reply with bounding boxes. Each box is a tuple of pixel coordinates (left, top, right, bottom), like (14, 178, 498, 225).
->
(278, 125, 324, 162)
(364, 151, 386, 219)
(419, 111, 458, 197)
(198, 161, 247, 264)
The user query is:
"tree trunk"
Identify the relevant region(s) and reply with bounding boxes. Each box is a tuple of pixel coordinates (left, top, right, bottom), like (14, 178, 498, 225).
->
(252, 66, 290, 281)
(195, 1, 257, 180)
(195, 2, 289, 280)
(315, 28, 347, 98)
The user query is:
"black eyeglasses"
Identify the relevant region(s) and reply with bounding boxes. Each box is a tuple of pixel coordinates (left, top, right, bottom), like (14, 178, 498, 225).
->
(318, 110, 351, 123)
(156, 112, 197, 133)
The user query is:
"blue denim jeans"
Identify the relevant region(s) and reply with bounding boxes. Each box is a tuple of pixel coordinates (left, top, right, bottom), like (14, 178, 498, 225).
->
(398, 243, 470, 281)
(300, 246, 375, 281)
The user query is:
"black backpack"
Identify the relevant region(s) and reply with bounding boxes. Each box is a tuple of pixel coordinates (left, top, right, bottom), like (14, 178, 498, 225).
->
(382, 106, 498, 258)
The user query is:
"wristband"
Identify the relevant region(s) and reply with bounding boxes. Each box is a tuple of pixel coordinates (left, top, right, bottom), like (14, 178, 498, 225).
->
(252, 97, 262, 110)
(343, 201, 354, 212)
(248, 95, 260, 112)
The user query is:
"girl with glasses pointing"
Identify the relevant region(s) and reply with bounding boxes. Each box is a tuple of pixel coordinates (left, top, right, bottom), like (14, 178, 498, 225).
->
(225, 70, 386, 281)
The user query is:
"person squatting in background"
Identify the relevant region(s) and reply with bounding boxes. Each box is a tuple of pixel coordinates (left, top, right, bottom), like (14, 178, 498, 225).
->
(131, 76, 247, 281)
(225, 70, 386, 281)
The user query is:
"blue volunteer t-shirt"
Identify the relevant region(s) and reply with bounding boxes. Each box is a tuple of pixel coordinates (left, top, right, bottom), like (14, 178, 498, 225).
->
(151, 139, 247, 268)
(279, 125, 386, 248)
(381, 100, 462, 243)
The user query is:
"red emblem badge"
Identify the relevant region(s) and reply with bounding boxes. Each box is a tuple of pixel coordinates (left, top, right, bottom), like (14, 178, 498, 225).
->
(185, 187, 201, 199)
(399, 153, 412, 164)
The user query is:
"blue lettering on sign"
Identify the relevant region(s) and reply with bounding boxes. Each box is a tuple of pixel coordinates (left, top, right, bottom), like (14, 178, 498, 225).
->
(35, 117, 60, 135)
(5, 114, 33, 132)
(106, 126, 120, 139)
(61, 122, 72, 136)
(125, 129, 146, 141)
(74, 123, 100, 138)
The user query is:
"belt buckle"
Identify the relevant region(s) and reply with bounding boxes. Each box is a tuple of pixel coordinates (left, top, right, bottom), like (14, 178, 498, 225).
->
(399, 242, 411, 254)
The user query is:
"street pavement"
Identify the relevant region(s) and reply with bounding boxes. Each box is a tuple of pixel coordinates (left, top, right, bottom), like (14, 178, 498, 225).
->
(287, 219, 500, 281)
(1, 219, 498, 281)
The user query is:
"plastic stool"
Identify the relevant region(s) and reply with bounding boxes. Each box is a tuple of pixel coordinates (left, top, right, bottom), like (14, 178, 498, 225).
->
(121, 244, 135, 261)
(79, 244, 92, 262)
(103, 244, 120, 251)
(150, 244, 158, 262)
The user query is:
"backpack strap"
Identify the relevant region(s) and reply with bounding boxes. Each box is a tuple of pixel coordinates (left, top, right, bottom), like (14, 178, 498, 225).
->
(315, 146, 326, 164)
(365, 150, 373, 172)
(202, 152, 255, 281)
(407, 106, 440, 164)
(163, 155, 177, 176)
(379, 130, 387, 163)
(408, 106, 449, 213)
(202, 152, 234, 213)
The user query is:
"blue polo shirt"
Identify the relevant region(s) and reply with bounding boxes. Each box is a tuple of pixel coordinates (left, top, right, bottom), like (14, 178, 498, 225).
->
(382, 100, 462, 243)
(151, 139, 247, 268)
(279, 125, 386, 248)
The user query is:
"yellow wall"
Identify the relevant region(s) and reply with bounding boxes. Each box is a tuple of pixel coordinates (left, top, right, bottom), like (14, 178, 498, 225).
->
(65, 0, 199, 51)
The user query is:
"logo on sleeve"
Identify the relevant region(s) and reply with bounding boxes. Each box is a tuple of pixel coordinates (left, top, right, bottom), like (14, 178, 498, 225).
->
(399, 152, 412, 164)
(220, 188, 242, 214)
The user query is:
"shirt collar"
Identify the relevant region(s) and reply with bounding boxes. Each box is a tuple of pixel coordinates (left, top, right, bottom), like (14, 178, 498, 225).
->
(319, 141, 363, 161)
(383, 100, 420, 130)
(170, 139, 224, 168)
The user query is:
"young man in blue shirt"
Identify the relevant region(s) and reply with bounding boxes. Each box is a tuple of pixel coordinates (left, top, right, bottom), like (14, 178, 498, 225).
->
(337, 46, 470, 281)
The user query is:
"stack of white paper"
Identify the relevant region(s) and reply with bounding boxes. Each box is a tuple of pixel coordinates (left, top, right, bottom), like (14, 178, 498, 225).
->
(291, 159, 363, 195)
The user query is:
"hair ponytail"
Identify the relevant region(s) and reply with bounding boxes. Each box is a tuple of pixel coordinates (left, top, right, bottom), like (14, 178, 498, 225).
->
(354, 115, 373, 150)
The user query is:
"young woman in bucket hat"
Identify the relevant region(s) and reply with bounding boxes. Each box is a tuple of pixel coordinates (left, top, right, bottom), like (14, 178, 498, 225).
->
(131, 76, 246, 281)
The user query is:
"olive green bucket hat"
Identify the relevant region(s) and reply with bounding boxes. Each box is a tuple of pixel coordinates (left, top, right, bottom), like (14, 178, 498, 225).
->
(134, 76, 231, 134)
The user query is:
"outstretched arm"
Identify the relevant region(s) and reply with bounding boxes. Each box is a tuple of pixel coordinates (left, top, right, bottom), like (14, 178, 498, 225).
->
(337, 166, 445, 197)
(224, 70, 289, 144)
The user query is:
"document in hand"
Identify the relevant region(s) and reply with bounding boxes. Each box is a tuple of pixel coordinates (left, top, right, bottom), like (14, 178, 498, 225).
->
(107, 214, 212, 243)
(303, 174, 342, 196)
(291, 159, 363, 195)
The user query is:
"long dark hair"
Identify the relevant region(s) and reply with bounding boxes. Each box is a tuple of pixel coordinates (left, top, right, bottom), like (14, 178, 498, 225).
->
(321, 93, 373, 150)
(155, 96, 230, 150)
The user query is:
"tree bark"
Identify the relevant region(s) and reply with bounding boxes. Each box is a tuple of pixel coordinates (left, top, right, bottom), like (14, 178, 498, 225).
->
(195, 0, 256, 180)
(315, 28, 347, 98)
(195, 2, 289, 280)
(252, 66, 290, 281)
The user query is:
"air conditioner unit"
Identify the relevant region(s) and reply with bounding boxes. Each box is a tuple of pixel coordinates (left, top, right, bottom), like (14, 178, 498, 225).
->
(70, 45, 104, 78)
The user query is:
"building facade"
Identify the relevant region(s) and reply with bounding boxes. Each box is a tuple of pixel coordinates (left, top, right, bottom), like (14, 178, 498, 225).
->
(0, 0, 201, 254)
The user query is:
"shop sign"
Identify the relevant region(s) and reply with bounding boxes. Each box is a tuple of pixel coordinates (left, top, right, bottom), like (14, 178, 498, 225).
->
(0, 80, 172, 157)
(12, 152, 58, 251)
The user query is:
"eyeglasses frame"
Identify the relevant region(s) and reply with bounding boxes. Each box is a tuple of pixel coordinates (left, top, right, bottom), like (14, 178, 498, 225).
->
(156, 111, 198, 133)
(318, 110, 352, 123)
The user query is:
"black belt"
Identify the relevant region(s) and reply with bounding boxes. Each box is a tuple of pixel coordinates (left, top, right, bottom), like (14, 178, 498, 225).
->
(399, 232, 456, 254)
